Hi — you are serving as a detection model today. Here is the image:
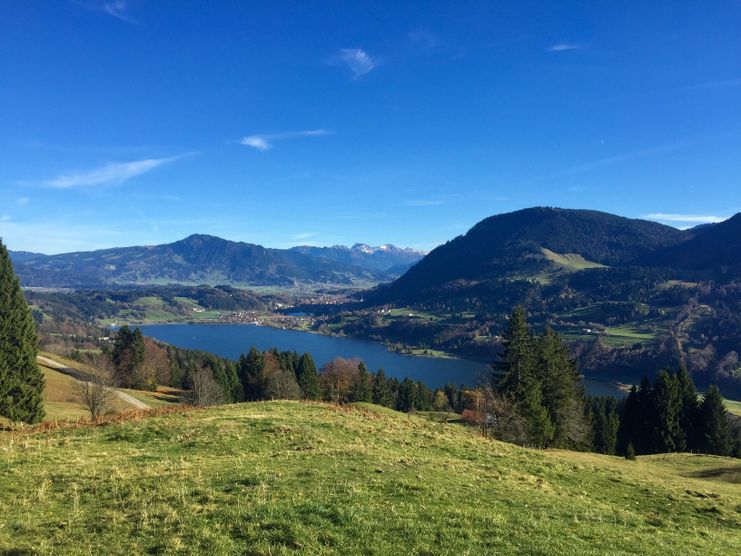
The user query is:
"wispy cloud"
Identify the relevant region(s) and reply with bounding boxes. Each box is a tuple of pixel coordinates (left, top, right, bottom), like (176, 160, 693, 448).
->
(238, 129, 331, 152)
(16, 197, 30, 206)
(329, 48, 378, 78)
(103, 1, 138, 24)
(547, 43, 580, 52)
(292, 232, 318, 240)
(678, 77, 741, 92)
(46, 155, 182, 189)
(643, 213, 728, 224)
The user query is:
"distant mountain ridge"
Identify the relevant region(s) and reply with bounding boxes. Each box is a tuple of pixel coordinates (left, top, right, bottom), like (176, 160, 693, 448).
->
(289, 243, 425, 274)
(370, 207, 739, 304)
(8, 234, 424, 288)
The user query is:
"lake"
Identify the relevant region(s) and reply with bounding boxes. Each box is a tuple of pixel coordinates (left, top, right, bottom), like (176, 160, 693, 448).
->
(138, 323, 625, 397)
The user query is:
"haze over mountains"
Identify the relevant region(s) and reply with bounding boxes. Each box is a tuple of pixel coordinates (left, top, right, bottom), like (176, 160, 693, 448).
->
(9, 234, 425, 288)
(9, 208, 740, 290)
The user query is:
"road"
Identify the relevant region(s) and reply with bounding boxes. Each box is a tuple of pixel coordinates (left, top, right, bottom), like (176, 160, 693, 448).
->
(36, 355, 150, 410)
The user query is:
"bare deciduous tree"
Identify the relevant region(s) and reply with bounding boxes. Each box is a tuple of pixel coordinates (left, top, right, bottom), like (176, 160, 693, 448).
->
(76, 366, 115, 422)
(186, 366, 224, 407)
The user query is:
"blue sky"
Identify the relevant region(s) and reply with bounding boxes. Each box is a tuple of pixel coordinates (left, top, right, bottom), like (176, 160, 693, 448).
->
(1, 1, 740, 254)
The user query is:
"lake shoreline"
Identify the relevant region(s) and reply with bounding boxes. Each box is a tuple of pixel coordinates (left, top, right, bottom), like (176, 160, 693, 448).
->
(136, 322, 628, 397)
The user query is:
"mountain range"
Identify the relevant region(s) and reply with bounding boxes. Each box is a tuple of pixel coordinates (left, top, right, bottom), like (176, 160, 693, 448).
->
(370, 207, 741, 305)
(9, 235, 425, 288)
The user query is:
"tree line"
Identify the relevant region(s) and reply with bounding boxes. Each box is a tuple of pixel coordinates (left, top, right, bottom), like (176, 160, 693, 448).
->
(486, 307, 738, 456)
(589, 370, 736, 457)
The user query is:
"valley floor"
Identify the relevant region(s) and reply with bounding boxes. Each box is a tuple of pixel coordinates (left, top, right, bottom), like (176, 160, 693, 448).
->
(0, 401, 739, 555)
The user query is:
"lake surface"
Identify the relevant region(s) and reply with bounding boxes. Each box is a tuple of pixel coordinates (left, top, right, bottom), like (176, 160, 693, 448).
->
(138, 323, 625, 396)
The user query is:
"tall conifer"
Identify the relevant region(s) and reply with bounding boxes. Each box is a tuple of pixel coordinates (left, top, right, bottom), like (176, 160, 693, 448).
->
(537, 326, 586, 447)
(0, 239, 45, 423)
(296, 352, 320, 400)
(697, 385, 732, 456)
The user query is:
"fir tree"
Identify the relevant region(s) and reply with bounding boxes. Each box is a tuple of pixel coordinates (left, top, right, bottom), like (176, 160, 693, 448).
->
(350, 362, 371, 403)
(537, 326, 586, 448)
(295, 352, 320, 400)
(617, 385, 639, 455)
(633, 377, 656, 454)
(675, 366, 698, 451)
(495, 308, 553, 447)
(589, 397, 619, 455)
(494, 307, 535, 396)
(652, 369, 682, 453)
(415, 380, 432, 411)
(0, 239, 45, 423)
(625, 442, 636, 461)
(397, 378, 416, 412)
(697, 385, 732, 456)
(237, 347, 264, 401)
(111, 326, 145, 388)
(372, 368, 393, 407)
(522, 384, 554, 448)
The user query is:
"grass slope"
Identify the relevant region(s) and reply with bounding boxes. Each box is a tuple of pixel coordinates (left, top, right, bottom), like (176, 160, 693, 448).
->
(1, 402, 739, 555)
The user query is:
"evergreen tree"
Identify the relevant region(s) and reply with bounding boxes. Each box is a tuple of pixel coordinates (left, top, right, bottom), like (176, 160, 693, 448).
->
(495, 307, 553, 446)
(111, 326, 146, 388)
(697, 385, 732, 456)
(537, 326, 586, 448)
(625, 442, 636, 460)
(237, 347, 264, 401)
(0, 239, 45, 423)
(415, 380, 432, 411)
(397, 378, 416, 412)
(675, 366, 698, 451)
(589, 397, 619, 455)
(372, 368, 393, 407)
(350, 362, 372, 403)
(522, 384, 554, 448)
(617, 385, 639, 455)
(295, 352, 320, 400)
(633, 377, 656, 454)
(652, 369, 682, 452)
(494, 307, 535, 396)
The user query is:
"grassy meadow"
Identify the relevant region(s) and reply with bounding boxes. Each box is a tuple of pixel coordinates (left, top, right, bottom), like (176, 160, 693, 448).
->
(1, 401, 739, 555)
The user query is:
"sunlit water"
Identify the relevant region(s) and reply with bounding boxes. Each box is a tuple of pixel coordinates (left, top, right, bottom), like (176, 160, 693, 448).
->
(138, 323, 625, 396)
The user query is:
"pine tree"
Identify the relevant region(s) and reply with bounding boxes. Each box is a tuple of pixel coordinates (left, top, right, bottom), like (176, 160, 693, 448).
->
(350, 362, 371, 402)
(494, 307, 535, 397)
(633, 377, 656, 454)
(495, 308, 553, 447)
(295, 352, 320, 400)
(397, 378, 416, 412)
(675, 366, 698, 451)
(522, 384, 554, 448)
(111, 325, 145, 388)
(537, 326, 586, 448)
(0, 239, 45, 423)
(652, 369, 682, 452)
(697, 385, 732, 456)
(372, 368, 394, 407)
(617, 385, 639, 455)
(415, 380, 432, 410)
(237, 347, 264, 401)
(589, 397, 619, 455)
(625, 442, 636, 461)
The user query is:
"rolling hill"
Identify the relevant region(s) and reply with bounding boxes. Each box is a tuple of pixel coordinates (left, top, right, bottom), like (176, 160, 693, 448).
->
(370, 207, 693, 304)
(1, 401, 738, 554)
(9, 235, 421, 288)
